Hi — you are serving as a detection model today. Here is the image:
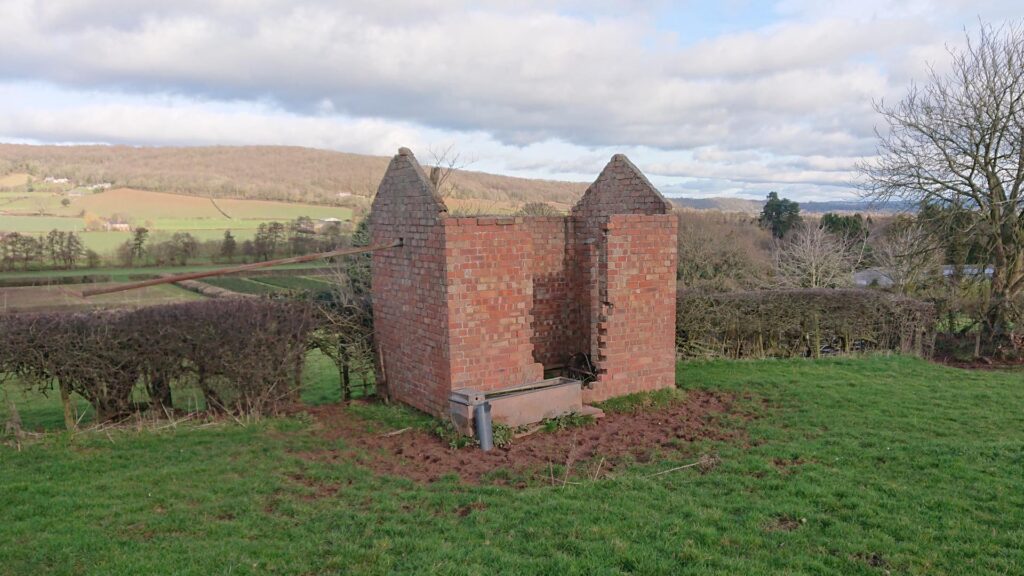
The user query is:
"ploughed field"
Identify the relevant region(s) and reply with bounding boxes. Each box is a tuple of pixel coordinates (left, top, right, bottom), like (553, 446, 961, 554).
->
(1, 356, 1022, 574)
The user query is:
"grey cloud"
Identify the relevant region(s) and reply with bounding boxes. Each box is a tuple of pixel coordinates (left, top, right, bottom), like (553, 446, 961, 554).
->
(0, 0, 1014, 199)
(0, 0, 927, 155)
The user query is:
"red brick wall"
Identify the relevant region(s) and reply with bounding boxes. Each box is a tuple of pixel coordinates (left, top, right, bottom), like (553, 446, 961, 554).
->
(370, 150, 677, 415)
(523, 217, 580, 368)
(584, 214, 678, 403)
(569, 153, 676, 400)
(369, 149, 452, 415)
(444, 217, 544, 392)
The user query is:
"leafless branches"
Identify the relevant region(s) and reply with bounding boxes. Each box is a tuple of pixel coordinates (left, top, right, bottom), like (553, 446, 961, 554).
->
(427, 144, 473, 198)
(677, 289, 935, 359)
(860, 21, 1024, 332)
(873, 218, 943, 294)
(0, 299, 316, 427)
(772, 226, 860, 289)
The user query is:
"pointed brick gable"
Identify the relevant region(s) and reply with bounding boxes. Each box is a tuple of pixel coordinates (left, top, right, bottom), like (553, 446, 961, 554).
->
(370, 147, 448, 218)
(370, 148, 677, 418)
(369, 148, 451, 414)
(571, 154, 673, 217)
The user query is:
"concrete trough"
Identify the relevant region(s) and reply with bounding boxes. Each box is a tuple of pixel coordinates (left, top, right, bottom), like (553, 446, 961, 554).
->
(449, 377, 583, 435)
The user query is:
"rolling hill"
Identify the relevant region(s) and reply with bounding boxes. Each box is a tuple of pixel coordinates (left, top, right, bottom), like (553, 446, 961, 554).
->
(0, 144, 586, 207)
(0, 143, 906, 217)
(672, 197, 907, 215)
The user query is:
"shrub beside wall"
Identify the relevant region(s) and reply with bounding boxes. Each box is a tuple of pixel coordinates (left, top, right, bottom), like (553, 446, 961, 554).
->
(0, 299, 316, 423)
(677, 289, 935, 359)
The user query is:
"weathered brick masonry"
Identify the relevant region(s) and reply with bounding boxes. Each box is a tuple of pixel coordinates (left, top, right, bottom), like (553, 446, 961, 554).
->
(371, 149, 676, 415)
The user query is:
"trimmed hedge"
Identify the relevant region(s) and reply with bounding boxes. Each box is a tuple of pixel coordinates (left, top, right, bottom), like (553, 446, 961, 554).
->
(0, 299, 316, 422)
(677, 289, 935, 359)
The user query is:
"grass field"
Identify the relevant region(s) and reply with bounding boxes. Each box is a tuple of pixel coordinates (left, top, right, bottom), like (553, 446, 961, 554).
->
(0, 172, 32, 187)
(199, 276, 282, 295)
(1, 188, 353, 221)
(0, 282, 205, 313)
(256, 275, 334, 291)
(0, 265, 334, 312)
(0, 215, 83, 232)
(200, 275, 334, 295)
(0, 262, 329, 283)
(2, 356, 1022, 574)
(0, 187, 353, 256)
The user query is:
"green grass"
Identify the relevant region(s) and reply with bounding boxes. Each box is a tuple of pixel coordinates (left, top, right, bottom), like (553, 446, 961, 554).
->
(0, 215, 83, 232)
(0, 262, 329, 283)
(254, 275, 334, 292)
(2, 356, 1023, 574)
(199, 277, 283, 295)
(0, 216, 260, 255)
(0, 283, 205, 313)
(198, 276, 334, 295)
(0, 185, 351, 257)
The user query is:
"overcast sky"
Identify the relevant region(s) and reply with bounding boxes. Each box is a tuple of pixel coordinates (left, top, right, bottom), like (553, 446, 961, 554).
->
(0, 1, 1020, 199)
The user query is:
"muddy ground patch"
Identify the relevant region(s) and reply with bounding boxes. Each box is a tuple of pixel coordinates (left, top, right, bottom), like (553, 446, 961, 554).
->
(294, 390, 752, 486)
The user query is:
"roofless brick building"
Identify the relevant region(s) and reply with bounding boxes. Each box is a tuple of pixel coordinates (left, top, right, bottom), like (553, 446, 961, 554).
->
(370, 148, 677, 425)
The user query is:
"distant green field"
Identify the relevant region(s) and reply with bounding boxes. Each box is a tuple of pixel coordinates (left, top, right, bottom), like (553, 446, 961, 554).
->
(0, 215, 83, 232)
(0, 187, 352, 257)
(1, 188, 352, 221)
(200, 275, 334, 295)
(0, 262, 330, 283)
(145, 218, 266, 230)
(199, 277, 282, 295)
(255, 275, 334, 292)
(0, 282, 204, 313)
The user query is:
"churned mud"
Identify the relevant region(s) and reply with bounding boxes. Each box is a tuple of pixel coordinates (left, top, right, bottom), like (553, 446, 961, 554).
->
(293, 390, 750, 487)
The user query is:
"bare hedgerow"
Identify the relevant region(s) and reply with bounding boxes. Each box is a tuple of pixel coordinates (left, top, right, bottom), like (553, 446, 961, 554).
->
(677, 289, 935, 359)
(0, 299, 316, 427)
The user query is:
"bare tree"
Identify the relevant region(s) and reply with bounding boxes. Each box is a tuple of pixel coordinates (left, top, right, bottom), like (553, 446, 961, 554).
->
(773, 226, 859, 289)
(873, 218, 943, 294)
(677, 211, 772, 291)
(310, 220, 376, 401)
(518, 202, 561, 217)
(427, 144, 472, 198)
(860, 21, 1024, 334)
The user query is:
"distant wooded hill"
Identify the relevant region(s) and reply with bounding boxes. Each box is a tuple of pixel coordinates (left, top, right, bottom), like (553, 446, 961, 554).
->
(0, 143, 904, 215)
(671, 197, 909, 215)
(0, 144, 586, 208)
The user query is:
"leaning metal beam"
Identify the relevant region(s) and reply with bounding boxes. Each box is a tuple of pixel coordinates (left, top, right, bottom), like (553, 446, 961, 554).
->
(80, 240, 402, 297)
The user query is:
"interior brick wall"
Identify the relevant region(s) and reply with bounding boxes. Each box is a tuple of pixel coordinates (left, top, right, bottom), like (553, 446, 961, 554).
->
(444, 217, 544, 392)
(523, 217, 579, 367)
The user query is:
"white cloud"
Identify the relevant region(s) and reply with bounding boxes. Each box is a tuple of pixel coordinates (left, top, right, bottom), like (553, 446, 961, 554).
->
(0, 0, 1020, 199)
(0, 90, 430, 155)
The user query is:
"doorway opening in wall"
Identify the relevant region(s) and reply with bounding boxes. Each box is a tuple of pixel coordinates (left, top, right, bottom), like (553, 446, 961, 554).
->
(542, 352, 597, 385)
